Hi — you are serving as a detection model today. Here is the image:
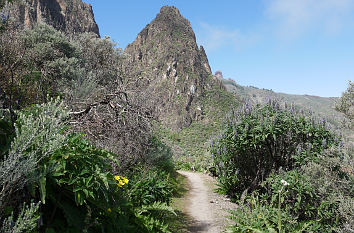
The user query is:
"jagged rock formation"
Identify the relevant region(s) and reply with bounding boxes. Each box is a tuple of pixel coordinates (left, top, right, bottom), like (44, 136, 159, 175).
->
(3, 0, 99, 35)
(123, 6, 219, 129)
(214, 70, 223, 79)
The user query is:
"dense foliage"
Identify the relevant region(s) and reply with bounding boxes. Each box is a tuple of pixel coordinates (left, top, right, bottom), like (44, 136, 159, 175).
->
(211, 101, 353, 232)
(0, 21, 178, 232)
(1, 23, 158, 173)
(211, 100, 338, 198)
(336, 80, 354, 123)
(0, 100, 178, 232)
(1, 3, 352, 233)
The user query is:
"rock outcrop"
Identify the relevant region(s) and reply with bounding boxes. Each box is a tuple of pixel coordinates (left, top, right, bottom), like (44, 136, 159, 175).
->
(214, 70, 223, 79)
(123, 6, 216, 129)
(3, 0, 99, 35)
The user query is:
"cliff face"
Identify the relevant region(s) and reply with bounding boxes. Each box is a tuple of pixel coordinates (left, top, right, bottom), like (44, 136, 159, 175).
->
(4, 0, 99, 35)
(123, 6, 216, 129)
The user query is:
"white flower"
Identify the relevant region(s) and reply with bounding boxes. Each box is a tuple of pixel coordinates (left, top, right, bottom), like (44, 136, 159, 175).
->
(281, 179, 289, 186)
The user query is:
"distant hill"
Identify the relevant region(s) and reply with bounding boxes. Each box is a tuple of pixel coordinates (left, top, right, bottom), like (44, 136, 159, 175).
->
(216, 71, 352, 140)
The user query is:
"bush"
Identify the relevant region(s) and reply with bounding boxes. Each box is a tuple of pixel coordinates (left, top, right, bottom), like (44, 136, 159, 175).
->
(261, 172, 340, 232)
(0, 113, 14, 159)
(336, 80, 354, 122)
(144, 136, 175, 172)
(0, 99, 68, 232)
(0, 98, 68, 208)
(210, 100, 338, 198)
(0, 99, 177, 233)
(1, 202, 40, 233)
(40, 133, 134, 233)
(228, 193, 317, 233)
(216, 101, 353, 232)
(0, 22, 177, 233)
(127, 167, 176, 207)
(228, 153, 353, 233)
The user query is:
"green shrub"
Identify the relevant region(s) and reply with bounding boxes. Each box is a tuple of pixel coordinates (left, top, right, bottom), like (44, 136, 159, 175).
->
(227, 194, 316, 233)
(1, 202, 40, 233)
(127, 167, 176, 207)
(0, 98, 68, 208)
(336, 80, 354, 122)
(229, 157, 353, 233)
(212, 101, 353, 232)
(0, 99, 68, 232)
(210, 100, 338, 198)
(0, 23, 178, 233)
(261, 171, 341, 232)
(40, 133, 134, 233)
(0, 99, 177, 233)
(300, 148, 354, 232)
(0, 114, 14, 159)
(145, 136, 175, 173)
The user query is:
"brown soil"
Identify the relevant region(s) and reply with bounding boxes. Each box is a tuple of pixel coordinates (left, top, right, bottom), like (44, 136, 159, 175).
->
(177, 171, 238, 233)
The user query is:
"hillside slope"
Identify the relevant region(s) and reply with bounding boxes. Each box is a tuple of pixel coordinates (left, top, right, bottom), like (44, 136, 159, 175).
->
(217, 71, 354, 146)
(217, 71, 344, 124)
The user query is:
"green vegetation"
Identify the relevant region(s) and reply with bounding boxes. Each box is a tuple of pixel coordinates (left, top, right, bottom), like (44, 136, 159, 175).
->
(220, 76, 346, 129)
(159, 81, 241, 171)
(336, 81, 354, 122)
(211, 101, 353, 232)
(1, 4, 353, 233)
(0, 22, 180, 232)
(0, 99, 179, 232)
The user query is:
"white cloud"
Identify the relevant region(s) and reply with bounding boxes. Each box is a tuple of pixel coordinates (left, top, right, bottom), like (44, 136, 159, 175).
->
(196, 23, 259, 52)
(265, 0, 354, 39)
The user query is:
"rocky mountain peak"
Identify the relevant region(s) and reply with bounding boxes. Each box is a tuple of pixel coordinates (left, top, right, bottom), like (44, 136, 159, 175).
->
(160, 5, 180, 15)
(123, 6, 214, 129)
(214, 70, 223, 79)
(4, 0, 99, 35)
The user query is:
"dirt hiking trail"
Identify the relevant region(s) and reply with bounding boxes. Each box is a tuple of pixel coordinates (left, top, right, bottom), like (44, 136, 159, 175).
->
(177, 171, 238, 233)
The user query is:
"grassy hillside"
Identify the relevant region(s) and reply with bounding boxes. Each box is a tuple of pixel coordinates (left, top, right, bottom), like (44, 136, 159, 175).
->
(221, 77, 354, 147)
(222, 78, 338, 116)
(158, 80, 241, 171)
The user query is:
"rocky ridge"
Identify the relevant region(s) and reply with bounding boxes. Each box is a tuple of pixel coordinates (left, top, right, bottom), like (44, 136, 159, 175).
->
(123, 6, 222, 130)
(3, 0, 99, 35)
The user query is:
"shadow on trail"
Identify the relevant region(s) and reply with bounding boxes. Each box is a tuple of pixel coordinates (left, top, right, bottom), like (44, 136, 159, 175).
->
(187, 221, 212, 232)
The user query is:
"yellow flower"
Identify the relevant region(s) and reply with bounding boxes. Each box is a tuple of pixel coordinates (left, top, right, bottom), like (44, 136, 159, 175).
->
(122, 177, 129, 184)
(119, 180, 124, 187)
(107, 208, 112, 212)
(114, 175, 129, 187)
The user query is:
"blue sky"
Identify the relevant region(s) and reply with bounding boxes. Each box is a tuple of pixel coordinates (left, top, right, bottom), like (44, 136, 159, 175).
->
(84, 0, 354, 97)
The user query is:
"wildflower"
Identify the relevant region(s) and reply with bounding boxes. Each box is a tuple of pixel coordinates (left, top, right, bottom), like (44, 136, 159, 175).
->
(118, 180, 124, 187)
(107, 208, 112, 212)
(122, 177, 129, 184)
(281, 179, 289, 186)
(114, 175, 129, 187)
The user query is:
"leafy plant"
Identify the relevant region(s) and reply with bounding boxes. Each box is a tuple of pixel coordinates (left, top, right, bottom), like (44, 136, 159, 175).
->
(227, 193, 314, 233)
(336, 80, 354, 124)
(1, 202, 40, 233)
(0, 98, 68, 208)
(134, 201, 176, 233)
(127, 167, 176, 207)
(210, 100, 338, 198)
(212, 100, 353, 232)
(0, 115, 14, 159)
